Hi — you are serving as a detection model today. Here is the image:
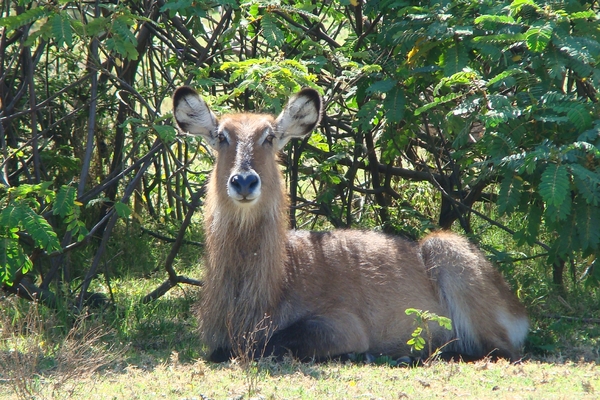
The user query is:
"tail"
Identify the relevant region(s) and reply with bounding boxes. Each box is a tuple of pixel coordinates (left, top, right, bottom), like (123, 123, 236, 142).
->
(419, 232, 529, 360)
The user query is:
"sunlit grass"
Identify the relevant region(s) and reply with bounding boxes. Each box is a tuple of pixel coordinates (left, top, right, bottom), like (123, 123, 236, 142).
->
(2, 355, 599, 399)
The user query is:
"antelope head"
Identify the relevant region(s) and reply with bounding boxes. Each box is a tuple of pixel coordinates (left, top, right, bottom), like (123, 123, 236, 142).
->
(172, 87, 322, 208)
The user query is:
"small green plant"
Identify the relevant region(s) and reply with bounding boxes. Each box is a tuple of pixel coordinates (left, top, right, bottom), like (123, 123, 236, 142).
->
(405, 308, 453, 364)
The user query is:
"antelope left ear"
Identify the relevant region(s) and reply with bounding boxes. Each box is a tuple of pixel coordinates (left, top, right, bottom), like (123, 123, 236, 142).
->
(274, 88, 322, 150)
(172, 86, 220, 149)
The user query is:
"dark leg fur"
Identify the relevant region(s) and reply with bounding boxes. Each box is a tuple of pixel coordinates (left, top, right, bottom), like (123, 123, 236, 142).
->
(262, 317, 346, 362)
(208, 347, 233, 363)
(208, 317, 341, 363)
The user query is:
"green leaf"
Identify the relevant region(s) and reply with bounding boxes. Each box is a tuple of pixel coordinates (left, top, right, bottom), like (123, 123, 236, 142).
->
(525, 21, 553, 53)
(414, 92, 463, 116)
(20, 205, 61, 253)
(554, 216, 578, 256)
(51, 12, 73, 47)
(8, 181, 53, 200)
(0, 202, 60, 254)
(488, 132, 516, 158)
(472, 33, 525, 45)
(154, 125, 177, 142)
(113, 15, 138, 43)
(0, 238, 33, 286)
(383, 87, 405, 123)
(553, 35, 597, 67)
(262, 13, 284, 48)
(0, 204, 25, 229)
(53, 185, 77, 218)
(366, 79, 396, 94)
(114, 202, 132, 218)
(525, 204, 543, 246)
(407, 335, 426, 351)
(0, 7, 49, 30)
(577, 121, 600, 145)
(539, 164, 570, 207)
(435, 316, 452, 331)
(81, 16, 108, 37)
(474, 15, 517, 26)
(106, 16, 139, 60)
(442, 43, 469, 77)
(575, 202, 600, 251)
(509, 0, 541, 15)
(570, 11, 597, 20)
(498, 175, 523, 215)
(160, 0, 194, 12)
(545, 196, 572, 222)
(434, 70, 479, 95)
(248, 3, 260, 19)
(566, 103, 592, 132)
(570, 164, 600, 206)
(486, 68, 524, 87)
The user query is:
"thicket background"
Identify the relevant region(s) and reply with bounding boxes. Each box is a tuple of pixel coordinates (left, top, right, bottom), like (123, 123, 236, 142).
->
(1, 0, 600, 360)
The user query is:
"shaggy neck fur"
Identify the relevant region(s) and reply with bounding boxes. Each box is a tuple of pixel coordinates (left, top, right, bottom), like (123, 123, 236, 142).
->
(200, 168, 289, 351)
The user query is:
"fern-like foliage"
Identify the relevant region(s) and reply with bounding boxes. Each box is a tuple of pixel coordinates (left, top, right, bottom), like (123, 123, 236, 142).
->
(575, 201, 600, 252)
(498, 175, 523, 215)
(106, 15, 139, 60)
(0, 202, 60, 253)
(0, 7, 49, 30)
(0, 201, 61, 285)
(53, 185, 77, 219)
(570, 164, 600, 206)
(0, 237, 32, 286)
(525, 21, 554, 53)
(261, 13, 285, 48)
(540, 164, 570, 208)
(50, 12, 73, 48)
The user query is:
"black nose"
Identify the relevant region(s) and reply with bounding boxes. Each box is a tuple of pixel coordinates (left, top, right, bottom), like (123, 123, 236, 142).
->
(229, 174, 259, 197)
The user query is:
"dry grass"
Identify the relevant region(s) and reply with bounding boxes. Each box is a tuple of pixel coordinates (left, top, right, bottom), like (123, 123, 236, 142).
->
(0, 301, 123, 400)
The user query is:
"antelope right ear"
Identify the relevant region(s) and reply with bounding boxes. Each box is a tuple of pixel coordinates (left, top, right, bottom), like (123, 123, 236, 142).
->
(172, 86, 220, 149)
(274, 88, 322, 150)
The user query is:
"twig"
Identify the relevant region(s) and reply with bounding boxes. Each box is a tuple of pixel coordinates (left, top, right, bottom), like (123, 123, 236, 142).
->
(140, 226, 204, 247)
(77, 139, 163, 308)
(141, 188, 205, 303)
(141, 276, 204, 304)
(78, 6, 101, 197)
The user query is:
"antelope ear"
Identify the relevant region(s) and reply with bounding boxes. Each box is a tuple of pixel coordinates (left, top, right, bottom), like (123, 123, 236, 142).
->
(274, 88, 322, 150)
(172, 86, 219, 149)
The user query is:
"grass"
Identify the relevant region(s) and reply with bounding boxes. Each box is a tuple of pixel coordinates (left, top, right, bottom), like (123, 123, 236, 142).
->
(1, 351, 599, 399)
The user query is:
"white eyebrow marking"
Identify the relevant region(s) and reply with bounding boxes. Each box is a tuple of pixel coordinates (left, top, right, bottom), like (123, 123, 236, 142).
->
(258, 123, 274, 144)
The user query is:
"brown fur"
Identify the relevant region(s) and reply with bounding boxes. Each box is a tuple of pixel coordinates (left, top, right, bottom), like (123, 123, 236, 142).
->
(172, 86, 529, 363)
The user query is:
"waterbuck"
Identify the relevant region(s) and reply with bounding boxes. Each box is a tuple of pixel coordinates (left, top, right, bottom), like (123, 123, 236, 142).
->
(172, 86, 529, 363)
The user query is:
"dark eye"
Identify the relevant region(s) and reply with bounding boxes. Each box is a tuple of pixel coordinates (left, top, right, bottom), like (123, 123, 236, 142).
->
(264, 134, 276, 145)
(217, 133, 228, 144)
